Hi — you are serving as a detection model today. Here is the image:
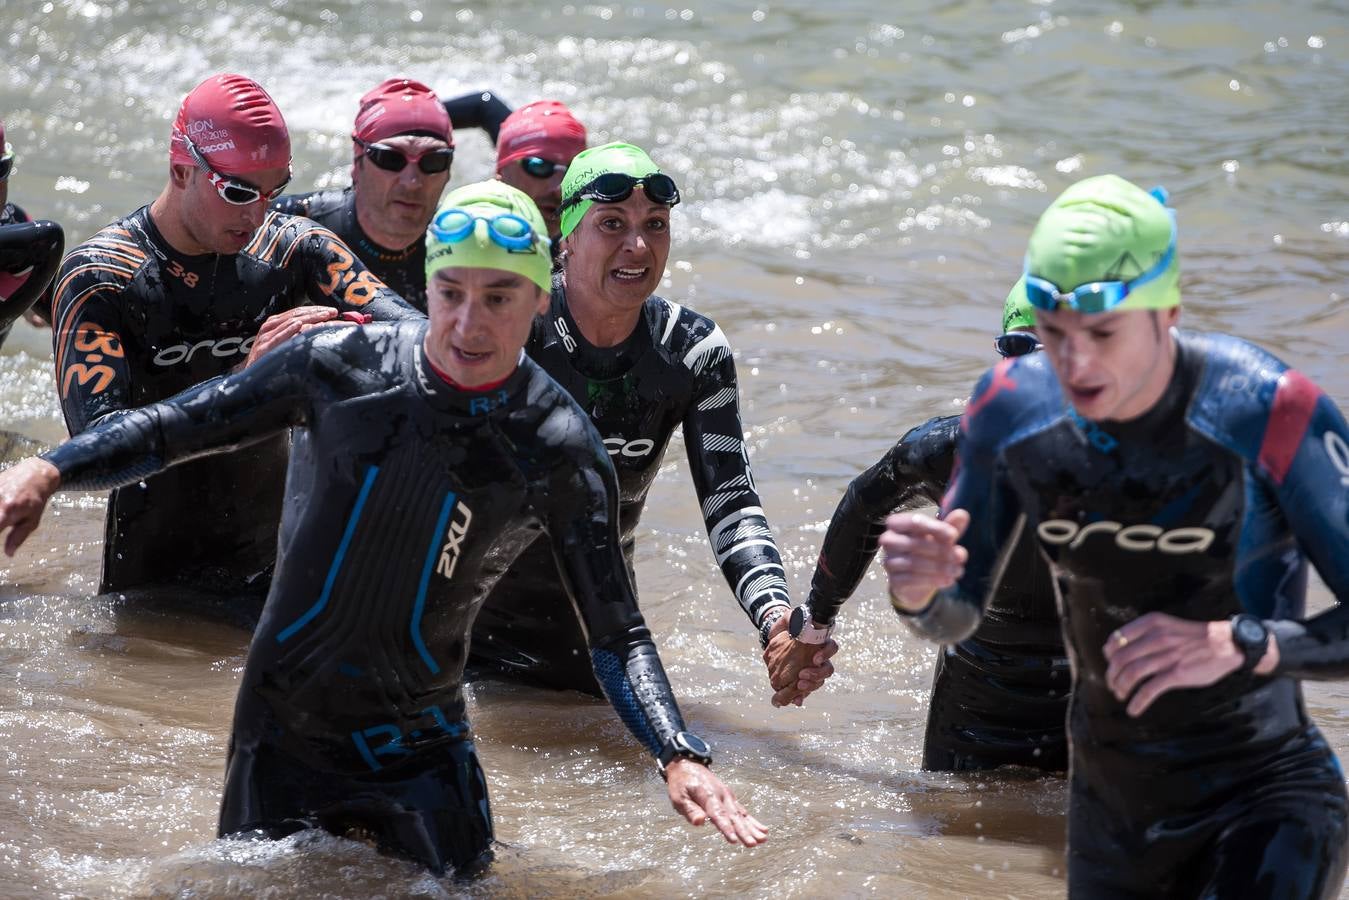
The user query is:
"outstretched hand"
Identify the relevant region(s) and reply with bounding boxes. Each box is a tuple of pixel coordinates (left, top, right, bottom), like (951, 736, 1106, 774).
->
(0, 457, 61, 556)
(879, 509, 970, 612)
(240, 306, 353, 369)
(664, 759, 768, 847)
(762, 612, 838, 707)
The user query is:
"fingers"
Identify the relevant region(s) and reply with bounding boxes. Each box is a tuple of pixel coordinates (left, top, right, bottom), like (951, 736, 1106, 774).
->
(670, 792, 707, 827)
(813, 639, 840, 665)
(1102, 611, 1174, 661)
(1105, 640, 1181, 701)
(4, 516, 38, 556)
(771, 683, 805, 707)
(882, 510, 964, 544)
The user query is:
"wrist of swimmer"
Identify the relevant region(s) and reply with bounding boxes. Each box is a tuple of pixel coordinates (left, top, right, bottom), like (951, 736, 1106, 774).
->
(889, 587, 938, 616)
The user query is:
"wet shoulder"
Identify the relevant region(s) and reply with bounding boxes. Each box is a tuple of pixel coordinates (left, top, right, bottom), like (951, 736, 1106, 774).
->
(56, 214, 151, 301)
(270, 189, 349, 225)
(1184, 329, 1304, 464)
(241, 210, 345, 269)
(894, 413, 961, 469)
(961, 353, 1064, 454)
(513, 358, 609, 469)
(302, 319, 418, 394)
(654, 296, 733, 376)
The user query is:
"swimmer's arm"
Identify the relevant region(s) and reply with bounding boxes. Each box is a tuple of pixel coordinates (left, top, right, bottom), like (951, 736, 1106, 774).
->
(50, 256, 135, 436)
(294, 223, 422, 321)
(681, 349, 792, 644)
(40, 336, 316, 492)
(809, 415, 958, 626)
(440, 90, 513, 144)
(1261, 384, 1349, 679)
(541, 441, 687, 754)
(0, 219, 63, 335)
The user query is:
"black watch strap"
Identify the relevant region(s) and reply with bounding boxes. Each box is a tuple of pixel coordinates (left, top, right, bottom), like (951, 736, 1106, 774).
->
(1230, 614, 1270, 673)
(658, 730, 712, 776)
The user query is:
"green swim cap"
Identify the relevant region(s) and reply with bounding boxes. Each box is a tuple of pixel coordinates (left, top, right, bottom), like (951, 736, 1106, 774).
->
(425, 180, 552, 292)
(1025, 174, 1179, 312)
(1002, 277, 1036, 332)
(559, 141, 661, 239)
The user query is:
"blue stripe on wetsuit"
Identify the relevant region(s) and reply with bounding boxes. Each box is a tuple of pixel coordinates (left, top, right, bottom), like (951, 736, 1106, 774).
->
(411, 490, 458, 675)
(276, 465, 380, 643)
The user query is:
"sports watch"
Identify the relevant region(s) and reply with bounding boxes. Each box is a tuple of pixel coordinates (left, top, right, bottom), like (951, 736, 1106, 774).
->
(1230, 614, 1270, 673)
(658, 731, 713, 778)
(788, 604, 833, 645)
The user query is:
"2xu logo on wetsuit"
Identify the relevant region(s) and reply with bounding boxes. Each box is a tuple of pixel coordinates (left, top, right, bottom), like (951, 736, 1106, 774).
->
(1037, 519, 1216, 555)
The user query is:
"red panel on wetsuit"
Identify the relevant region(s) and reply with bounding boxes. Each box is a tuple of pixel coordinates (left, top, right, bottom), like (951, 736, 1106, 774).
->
(1259, 369, 1321, 486)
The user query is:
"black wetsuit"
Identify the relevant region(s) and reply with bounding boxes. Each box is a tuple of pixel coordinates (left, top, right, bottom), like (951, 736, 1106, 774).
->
(903, 332, 1349, 898)
(271, 91, 514, 312)
(41, 320, 689, 875)
(0, 202, 59, 337)
(469, 287, 792, 693)
(810, 415, 1067, 772)
(0, 218, 63, 348)
(51, 206, 420, 603)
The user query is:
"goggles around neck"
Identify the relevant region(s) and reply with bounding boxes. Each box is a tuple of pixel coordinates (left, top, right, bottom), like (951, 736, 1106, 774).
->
(560, 172, 680, 211)
(356, 138, 454, 175)
(429, 208, 542, 253)
(182, 133, 290, 205)
(1024, 188, 1176, 314)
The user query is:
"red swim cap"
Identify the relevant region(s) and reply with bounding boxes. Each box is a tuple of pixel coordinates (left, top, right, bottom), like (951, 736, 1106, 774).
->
(352, 78, 452, 146)
(496, 101, 587, 171)
(169, 74, 290, 175)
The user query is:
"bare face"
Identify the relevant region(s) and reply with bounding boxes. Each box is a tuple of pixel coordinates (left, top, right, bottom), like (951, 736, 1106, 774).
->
(174, 163, 290, 255)
(560, 191, 671, 311)
(352, 134, 452, 250)
(424, 267, 548, 387)
(1034, 306, 1180, 421)
(497, 158, 569, 241)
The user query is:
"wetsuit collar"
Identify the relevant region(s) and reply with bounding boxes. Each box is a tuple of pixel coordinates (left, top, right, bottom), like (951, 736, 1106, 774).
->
(552, 283, 650, 380)
(411, 325, 531, 416)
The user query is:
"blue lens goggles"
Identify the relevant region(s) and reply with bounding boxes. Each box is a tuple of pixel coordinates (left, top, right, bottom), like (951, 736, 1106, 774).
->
(1024, 187, 1177, 314)
(429, 209, 539, 252)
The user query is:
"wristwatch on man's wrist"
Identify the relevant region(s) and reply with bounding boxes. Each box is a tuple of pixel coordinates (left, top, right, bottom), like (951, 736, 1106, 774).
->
(1230, 613, 1270, 673)
(758, 606, 789, 647)
(788, 604, 832, 645)
(658, 731, 713, 779)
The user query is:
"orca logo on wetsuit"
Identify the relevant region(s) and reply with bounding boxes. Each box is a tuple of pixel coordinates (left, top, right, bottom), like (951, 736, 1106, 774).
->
(603, 437, 655, 458)
(436, 501, 473, 580)
(153, 335, 257, 367)
(1037, 519, 1215, 555)
(1324, 432, 1349, 487)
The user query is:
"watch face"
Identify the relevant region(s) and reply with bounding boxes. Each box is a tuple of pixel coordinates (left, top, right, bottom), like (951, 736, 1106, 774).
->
(677, 731, 711, 758)
(788, 605, 805, 637)
(1237, 618, 1265, 644)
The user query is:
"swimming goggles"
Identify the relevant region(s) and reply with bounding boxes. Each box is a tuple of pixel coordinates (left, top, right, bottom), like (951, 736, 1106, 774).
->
(520, 156, 567, 179)
(1023, 187, 1176, 314)
(355, 138, 454, 175)
(560, 172, 681, 211)
(182, 133, 291, 205)
(994, 332, 1043, 358)
(429, 208, 540, 252)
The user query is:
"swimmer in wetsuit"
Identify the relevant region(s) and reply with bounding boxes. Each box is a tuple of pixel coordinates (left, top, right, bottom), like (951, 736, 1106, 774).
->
(272, 79, 481, 310)
(493, 100, 587, 243)
(51, 74, 421, 606)
(0, 120, 59, 334)
(0, 218, 63, 350)
(883, 175, 1349, 898)
(803, 286, 1067, 772)
(0, 181, 767, 874)
(469, 142, 836, 704)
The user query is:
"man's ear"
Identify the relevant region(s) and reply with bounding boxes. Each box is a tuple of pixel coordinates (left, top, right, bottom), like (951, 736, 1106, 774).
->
(169, 163, 194, 190)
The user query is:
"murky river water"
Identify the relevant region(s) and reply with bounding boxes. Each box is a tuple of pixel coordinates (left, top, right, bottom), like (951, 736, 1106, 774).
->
(1, 0, 1347, 896)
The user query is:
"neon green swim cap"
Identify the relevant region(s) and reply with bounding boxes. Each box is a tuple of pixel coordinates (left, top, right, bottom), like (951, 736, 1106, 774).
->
(425, 180, 552, 292)
(559, 141, 660, 239)
(1002, 277, 1036, 332)
(1025, 174, 1179, 312)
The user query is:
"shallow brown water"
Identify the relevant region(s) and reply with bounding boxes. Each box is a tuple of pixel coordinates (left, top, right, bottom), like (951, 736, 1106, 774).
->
(1, 0, 1347, 897)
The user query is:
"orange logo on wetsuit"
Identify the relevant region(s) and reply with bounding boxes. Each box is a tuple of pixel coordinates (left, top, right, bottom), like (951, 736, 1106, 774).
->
(164, 259, 200, 288)
(319, 239, 384, 307)
(62, 321, 124, 397)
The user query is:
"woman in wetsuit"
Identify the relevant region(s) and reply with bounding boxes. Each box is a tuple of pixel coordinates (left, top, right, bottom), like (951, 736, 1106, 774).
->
(468, 142, 833, 702)
(808, 287, 1067, 772)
